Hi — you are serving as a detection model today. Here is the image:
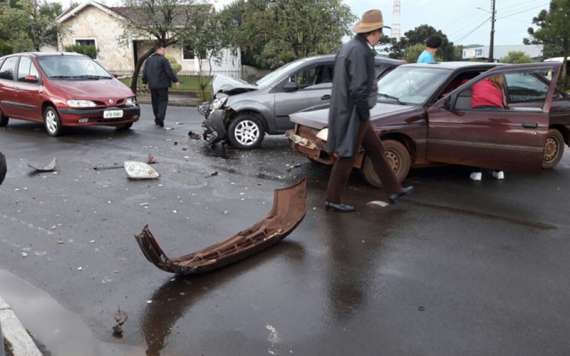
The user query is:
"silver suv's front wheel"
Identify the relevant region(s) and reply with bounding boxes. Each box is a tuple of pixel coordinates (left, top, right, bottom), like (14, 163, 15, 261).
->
(228, 114, 265, 149)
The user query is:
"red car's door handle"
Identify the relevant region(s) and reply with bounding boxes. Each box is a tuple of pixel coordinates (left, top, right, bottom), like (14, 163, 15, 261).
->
(522, 123, 538, 129)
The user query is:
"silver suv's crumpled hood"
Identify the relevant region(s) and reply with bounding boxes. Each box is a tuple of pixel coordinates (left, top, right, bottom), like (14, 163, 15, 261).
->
(289, 103, 417, 130)
(212, 74, 258, 95)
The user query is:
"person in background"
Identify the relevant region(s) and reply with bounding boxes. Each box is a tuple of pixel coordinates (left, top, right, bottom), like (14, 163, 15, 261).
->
(417, 35, 442, 64)
(471, 75, 507, 110)
(142, 46, 179, 128)
(324, 9, 413, 213)
(470, 74, 508, 180)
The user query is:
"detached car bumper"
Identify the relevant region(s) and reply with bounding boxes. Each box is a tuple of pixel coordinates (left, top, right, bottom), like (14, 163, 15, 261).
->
(58, 106, 141, 126)
(202, 108, 228, 143)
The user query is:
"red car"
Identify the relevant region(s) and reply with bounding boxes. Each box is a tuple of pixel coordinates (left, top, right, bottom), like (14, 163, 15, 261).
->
(0, 52, 140, 136)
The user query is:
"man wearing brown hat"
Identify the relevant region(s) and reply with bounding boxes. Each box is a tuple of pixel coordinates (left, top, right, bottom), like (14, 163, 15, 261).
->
(325, 9, 413, 213)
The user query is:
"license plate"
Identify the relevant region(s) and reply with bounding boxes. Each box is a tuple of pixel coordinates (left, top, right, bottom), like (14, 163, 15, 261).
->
(103, 110, 123, 119)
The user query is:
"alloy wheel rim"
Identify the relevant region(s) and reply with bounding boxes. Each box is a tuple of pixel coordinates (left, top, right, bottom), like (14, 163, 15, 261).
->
(46, 110, 58, 134)
(544, 137, 559, 162)
(234, 120, 260, 146)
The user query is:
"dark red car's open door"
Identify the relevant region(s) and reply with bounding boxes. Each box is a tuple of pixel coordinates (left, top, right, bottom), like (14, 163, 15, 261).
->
(426, 63, 561, 172)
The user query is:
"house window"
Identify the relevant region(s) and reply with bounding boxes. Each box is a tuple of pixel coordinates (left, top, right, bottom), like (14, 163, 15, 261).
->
(183, 45, 195, 60)
(475, 48, 483, 57)
(75, 39, 96, 47)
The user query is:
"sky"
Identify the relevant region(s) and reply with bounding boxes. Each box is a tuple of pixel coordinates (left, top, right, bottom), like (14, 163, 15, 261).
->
(54, 0, 551, 46)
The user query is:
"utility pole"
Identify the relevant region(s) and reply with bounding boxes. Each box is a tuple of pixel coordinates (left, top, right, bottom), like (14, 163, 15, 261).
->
(489, 0, 496, 62)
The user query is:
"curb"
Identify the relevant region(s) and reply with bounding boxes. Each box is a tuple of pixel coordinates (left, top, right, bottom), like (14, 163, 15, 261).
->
(0, 297, 42, 356)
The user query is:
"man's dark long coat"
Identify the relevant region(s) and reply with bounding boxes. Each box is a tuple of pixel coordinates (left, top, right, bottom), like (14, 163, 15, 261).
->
(326, 35, 376, 158)
(142, 53, 179, 90)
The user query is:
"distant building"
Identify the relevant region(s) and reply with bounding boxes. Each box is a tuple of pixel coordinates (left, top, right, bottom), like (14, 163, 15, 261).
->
(462, 45, 543, 62)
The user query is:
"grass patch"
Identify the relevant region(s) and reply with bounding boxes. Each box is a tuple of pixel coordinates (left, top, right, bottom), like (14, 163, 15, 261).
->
(120, 75, 212, 99)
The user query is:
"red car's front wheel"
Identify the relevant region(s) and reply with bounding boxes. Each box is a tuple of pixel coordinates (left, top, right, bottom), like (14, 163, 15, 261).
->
(44, 106, 63, 137)
(362, 139, 411, 188)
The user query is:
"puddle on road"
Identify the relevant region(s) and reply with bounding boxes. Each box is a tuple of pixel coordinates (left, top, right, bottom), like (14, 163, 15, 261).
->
(0, 270, 143, 356)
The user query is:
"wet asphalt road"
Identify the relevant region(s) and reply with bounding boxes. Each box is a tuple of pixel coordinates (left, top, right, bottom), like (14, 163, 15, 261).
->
(0, 105, 569, 356)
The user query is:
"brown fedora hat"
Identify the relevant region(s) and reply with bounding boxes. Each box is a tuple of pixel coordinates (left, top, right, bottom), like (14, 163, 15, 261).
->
(353, 9, 391, 34)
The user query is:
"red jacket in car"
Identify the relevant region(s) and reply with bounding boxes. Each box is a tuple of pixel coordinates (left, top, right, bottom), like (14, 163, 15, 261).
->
(471, 79, 506, 109)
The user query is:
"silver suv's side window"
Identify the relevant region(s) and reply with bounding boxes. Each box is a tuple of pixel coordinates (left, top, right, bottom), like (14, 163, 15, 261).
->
(291, 64, 334, 89)
(0, 57, 19, 81)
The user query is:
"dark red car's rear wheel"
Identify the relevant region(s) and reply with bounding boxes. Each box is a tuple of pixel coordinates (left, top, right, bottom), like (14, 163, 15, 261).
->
(543, 129, 565, 169)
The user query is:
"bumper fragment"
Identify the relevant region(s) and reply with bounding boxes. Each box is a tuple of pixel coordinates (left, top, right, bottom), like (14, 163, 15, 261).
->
(134, 179, 307, 275)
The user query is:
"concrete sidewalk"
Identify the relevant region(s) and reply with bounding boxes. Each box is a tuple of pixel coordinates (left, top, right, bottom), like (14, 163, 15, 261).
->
(0, 297, 41, 356)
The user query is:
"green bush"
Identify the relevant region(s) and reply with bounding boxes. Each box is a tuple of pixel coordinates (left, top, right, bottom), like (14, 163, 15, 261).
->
(64, 44, 97, 59)
(166, 56, 182, 74)
(501, 51, 532, 64)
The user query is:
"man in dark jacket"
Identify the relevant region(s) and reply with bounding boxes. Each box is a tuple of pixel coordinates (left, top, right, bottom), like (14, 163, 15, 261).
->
(142, 46, 179, 127)
(0, 152, 6, 185)
(325, 9, 413, 213)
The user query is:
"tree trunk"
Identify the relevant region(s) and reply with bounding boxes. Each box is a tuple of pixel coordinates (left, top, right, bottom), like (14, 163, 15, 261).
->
(130, 47, 156, 94)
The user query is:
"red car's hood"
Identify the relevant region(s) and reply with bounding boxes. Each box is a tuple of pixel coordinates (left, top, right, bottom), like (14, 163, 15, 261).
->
(289, 103, 417, 130)
(50, 79, 134, 100)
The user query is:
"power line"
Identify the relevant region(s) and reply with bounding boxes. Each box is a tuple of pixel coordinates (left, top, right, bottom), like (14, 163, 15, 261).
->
(455, 17, 491, 43)
(499, 2, 550, 19)
(499, 0, 545, 12)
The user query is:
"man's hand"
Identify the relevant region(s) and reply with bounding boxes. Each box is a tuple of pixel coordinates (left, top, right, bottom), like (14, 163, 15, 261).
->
(175, 82, 181, 88)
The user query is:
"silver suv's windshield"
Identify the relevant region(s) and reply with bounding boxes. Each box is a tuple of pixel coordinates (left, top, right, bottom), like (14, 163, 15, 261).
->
(377, 66, 450, 105)
(256, 59, 311, 88)
(38, 55, 112, 80)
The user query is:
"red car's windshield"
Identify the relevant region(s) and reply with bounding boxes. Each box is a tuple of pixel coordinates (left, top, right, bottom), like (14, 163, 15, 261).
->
(38, 55, 112, 80)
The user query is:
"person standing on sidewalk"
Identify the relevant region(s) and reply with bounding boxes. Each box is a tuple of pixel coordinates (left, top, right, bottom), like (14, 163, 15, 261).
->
(142, 46, 179, 127)
(325, 9, 413, 213)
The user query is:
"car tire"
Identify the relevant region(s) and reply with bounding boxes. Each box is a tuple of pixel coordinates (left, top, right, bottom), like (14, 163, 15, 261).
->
(362, 139, 411, 188)
(228, 114, 265, 149)
(116, 123, 133, 131)
(44, 106, 63, 137)
(542, 129, 565, 169)
(0, 110, 8, 127)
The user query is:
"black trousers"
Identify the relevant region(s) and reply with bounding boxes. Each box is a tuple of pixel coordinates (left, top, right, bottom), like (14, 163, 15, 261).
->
(150, 88, 169, 124)
(326, 120, 402, 203)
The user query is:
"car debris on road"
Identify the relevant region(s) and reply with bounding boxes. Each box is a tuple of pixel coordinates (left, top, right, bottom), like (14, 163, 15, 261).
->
(0, 152, 6, 185)
(134, 179, 307, 275)
(27, 158, 57, 174)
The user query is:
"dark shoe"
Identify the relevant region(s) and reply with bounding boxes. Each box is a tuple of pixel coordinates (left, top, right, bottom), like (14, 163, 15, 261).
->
(155, 121, 164, 128)
(388, 186, 414, 204)
(325, 201, 355, 213)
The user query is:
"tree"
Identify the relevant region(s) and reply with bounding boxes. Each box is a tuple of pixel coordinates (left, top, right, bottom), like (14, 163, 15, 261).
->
(219, 0, 355, 69)
(381, 25, 459, 61)
(121, 0, 196, 93)
(501, 51, 532, 64)
(179, 5, 226, 100)
(525, 0, 570, 87)
(403, 43, 425, 63)
(0, 0, 62, 53)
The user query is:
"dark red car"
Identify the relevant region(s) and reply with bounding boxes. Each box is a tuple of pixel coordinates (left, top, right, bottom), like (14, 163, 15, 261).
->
(0, 52, 140, 136)
(288, 62, 569, 187)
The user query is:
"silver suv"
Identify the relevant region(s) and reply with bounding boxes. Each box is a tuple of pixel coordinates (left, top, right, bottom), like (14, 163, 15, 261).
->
(200, 55, 403, 149)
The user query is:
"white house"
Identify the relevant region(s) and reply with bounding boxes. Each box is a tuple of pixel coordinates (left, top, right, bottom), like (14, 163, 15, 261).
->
(56, 1, 241, 77)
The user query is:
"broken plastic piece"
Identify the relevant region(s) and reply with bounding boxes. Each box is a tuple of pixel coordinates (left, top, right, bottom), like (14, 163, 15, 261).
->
(28, 158, 57, 173)
(124, 161, 160, 180)
(134, 179, 307, 275)
(0, 152, 6, 185)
